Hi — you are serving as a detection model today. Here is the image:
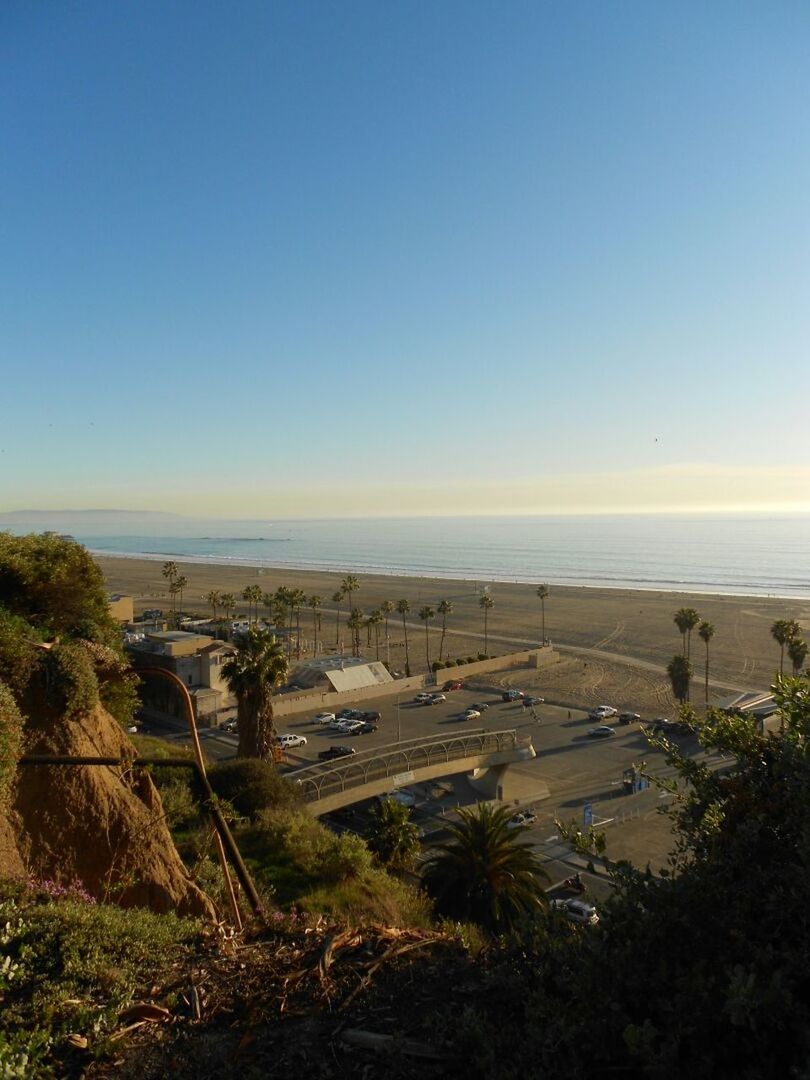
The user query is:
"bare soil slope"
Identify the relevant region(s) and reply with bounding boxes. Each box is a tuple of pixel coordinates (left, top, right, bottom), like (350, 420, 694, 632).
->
(7, 703, 215, 919)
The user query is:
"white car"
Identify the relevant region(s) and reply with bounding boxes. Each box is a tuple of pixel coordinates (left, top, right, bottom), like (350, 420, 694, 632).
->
(507, 811, 538, 828)
(424, 692, 446, 705)
(587, 726, 616, 738)
(336, 719, 364, 733)
(463, 709, 481, 720)
(313, 712, 336, 725)
(551, 898, 599, 925)
(415, 692, 433, 703)
(589, 705, 618, 719)
(277, 734, 307, 748)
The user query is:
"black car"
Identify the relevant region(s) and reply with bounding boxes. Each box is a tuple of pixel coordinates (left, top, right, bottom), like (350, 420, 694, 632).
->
(618, 712, 641, 724)
(362, 710, 381, 723)
(469, 702, 490, 712)
(523, 696, 544, 707)
(356, 721, 378, 734)
(502, 689, 525, 702)
(318, 745, 356, 761)
(336, 708, 363, 721)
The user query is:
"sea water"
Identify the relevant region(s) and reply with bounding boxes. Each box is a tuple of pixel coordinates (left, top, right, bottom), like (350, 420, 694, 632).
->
(23, 513, 809, 599)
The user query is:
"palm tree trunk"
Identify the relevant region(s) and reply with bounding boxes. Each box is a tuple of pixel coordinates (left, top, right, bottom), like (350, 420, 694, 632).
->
(439, 617, 446, 662)
(541, 600, 545, 644)
(374, 623, 380, 660)
(296, 609, 301, 658)
(424, 624, 430, 671)
(335, 603, 341, 647)
(313, 611, 318, 656)
(402, 616, 410, 675)
(780, 644, 785, 677)
(705, 642, 710, 707)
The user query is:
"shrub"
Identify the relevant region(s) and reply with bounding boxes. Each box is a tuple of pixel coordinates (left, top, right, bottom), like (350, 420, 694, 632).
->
(431, 661, 443, 672)
(0, 679, 23, 806)
(456, 659, 466, 666)
(466, 656, 476, 665)
(209, 759, 302, 819)
(477, 653, 488, 661)
(44, 642, 99, 718)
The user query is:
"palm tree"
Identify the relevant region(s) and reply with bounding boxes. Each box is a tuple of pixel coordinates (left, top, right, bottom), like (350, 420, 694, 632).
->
(396, 599, 411, 676)
(667, 654, 692, 705)
(204, 590, 221, 622)
(242, 585, 263, 624)
(381, 600, 395, 641)
(168, 580, 181, 625)
(674, 608, 701, 659)
(308, 595, 323, 656)
(220, 592, 236, 623)
(368, 609, 383, 660)
(771, 619, 791, 677)
(175, 574, 188, 615)
(221, 627, 288, 759)
(698, 620, 715, 707)
(347, 607, 365, 657)
(273, 586, 292, 652)
(288, 588, 307, 658)
(787, 635, 808, 676)
(332, 589, 345, 648)
(419, 605, 435, 670)
(342, 574, 360, 615)
(536, 584, 549, 644)
(479, 593, 494, 655)
(437, 599, 454, 661)
(422, 802, 548, 936)
(161, 561, 178, 589)
(366, 798, 421, 873)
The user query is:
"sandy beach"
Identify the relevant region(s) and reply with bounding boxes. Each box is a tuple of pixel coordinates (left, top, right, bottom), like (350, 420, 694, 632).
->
(99, 554, 809, 717)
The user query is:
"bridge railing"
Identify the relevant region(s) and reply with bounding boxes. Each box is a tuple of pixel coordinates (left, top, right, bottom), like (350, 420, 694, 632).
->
(290, 728, 532, 804)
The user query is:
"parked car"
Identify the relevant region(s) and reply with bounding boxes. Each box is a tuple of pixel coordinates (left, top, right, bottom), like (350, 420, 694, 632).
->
(362, 710, 381, 723)
(335, 719, 364, 734)
(587, 725, 616, 738)
(551, 898, 599, 925)
(424, 692, 446, 705)
(469, 702, 490, 711)
(318, 745, 356, 761)
(618, 712, 641, 724)
(337, 708, 363, 721)
(142, 609, 163, 620)
(507, 811, 538, 828)
(277, 734, 307, 749)
(313, 712, 336, 725)
(356, 721, 378, 734)
(589, 705, 618, 719)
(221, 719, 238, 733)
(462, 709, 481, 721)
(443, 680, 464, 691)
(502, 689, 525, 702)
(646, 718, 674, 734)
(415, 692, 433, 703)
(523, 696, 544, 707)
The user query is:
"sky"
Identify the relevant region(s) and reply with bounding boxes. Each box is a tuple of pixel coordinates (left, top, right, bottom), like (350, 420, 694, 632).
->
(2, 1, 810, 518)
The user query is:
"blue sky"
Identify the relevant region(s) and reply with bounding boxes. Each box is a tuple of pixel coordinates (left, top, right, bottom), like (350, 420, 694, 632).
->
(2, 2, 809, 516)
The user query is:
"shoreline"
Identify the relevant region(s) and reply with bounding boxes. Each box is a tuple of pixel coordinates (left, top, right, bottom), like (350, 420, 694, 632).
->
(89, 548, 808, 602)
(97, 553, 810, 695)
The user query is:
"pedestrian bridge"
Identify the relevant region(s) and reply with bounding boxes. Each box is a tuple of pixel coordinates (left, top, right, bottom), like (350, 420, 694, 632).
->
(287, 728, 536, 816)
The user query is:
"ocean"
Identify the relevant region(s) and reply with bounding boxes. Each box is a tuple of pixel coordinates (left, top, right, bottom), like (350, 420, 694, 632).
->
(13, 513, 808, 599)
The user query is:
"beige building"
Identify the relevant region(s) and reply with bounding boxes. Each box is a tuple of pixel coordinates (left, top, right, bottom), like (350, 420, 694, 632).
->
(128, 631, 237, 727)
(290, 655, 394, 693)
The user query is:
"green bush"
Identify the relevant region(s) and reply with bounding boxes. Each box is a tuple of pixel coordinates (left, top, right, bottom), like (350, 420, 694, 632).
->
(466, 656, 476, 665)
(208, 758, 302, 819)
(456, 659, 466, 666)
(0, 879, 200, 1075)
(477, 653, 488, 661)
(431, 661, 443, 672)
(0, 679, 23, 805)
(44, 642, 99, 718)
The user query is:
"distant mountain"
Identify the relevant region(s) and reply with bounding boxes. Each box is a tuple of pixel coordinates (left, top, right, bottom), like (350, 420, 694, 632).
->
(0, 509, 185, 524)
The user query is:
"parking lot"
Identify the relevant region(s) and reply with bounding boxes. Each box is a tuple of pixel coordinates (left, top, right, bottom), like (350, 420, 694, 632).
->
(140, 680, 733, 894)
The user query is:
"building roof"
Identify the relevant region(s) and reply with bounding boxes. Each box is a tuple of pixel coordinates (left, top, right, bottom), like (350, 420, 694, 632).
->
(323, 661, 394, 693)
